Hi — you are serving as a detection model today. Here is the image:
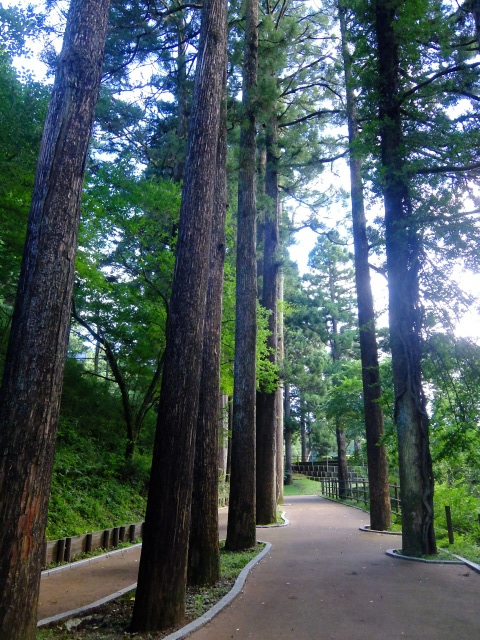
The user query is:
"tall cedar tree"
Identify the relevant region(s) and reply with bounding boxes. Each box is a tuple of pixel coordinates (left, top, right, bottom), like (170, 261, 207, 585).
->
(0, 0, 111, 638)
(130, 0, 228, 629)
(226, 0, 259, 551)
(256, 117, 280, 524)
(188, 60, 228, 586)
(306, 235, 356, 496)
(373, 0, 436, 556)
(338, 1, 391, 531)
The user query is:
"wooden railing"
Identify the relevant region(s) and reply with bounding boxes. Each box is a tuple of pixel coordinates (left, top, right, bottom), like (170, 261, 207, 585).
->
(292, 463, 401, 517)
(43, 521, 144, 568)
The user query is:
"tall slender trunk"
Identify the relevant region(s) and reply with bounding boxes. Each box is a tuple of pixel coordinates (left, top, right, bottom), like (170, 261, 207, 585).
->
(300, 395, 307, 462)
(226, 0, 259, 551)
(339, 2, 391, 530)
(284, 382, 293, 485)
(0, 1, 111, 637)
(276, 269, 284, 502)
(329, 271, 349, 499)
(256, 118, 279, 524)
(218, 394, 229, 480)
(374, 0, 436, 556)
(336, 418, 349, 499)
(130, 0, 228, 630)
(188, 65, 228, 586)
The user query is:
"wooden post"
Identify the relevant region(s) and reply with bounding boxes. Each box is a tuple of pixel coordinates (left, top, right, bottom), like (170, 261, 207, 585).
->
(112, 527, 119, 547)
(64, 537, 72, 562)
(445, 506, 454, 545)
(102, 529, 110, 549)
(119, 526, 126, 543)
(56, 539, 65, 563)
(42, 541, 47, 569)
(129, 524, 136, 543)
(85, 533, 93, 553)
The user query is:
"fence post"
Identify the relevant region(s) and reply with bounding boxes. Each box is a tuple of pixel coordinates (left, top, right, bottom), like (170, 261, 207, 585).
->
(129, 524, 136, 543)
(119, 525, 126, 543)
(42, 540, 48, 569)
(85, 533, 93, 553)
(56, 539, 65, 563)
(64, 537, 72, 562)
(445, 505, 454, 544)
(103, 529, 110, 549)
(112, 527, 119, 547)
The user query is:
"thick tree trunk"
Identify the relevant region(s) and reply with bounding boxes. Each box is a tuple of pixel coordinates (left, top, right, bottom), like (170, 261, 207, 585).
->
(339, 2, 391, 531)
(130, 0, 228, 630)
(0, 1, 110, 638)
(374, 0, 436, 556)
(226, 0, 259, 551)
(188, 66, 228, 587)
(256, 118, 280, 525)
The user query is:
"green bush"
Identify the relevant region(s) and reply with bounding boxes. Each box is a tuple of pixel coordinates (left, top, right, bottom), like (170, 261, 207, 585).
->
(434, 480, 480, 548)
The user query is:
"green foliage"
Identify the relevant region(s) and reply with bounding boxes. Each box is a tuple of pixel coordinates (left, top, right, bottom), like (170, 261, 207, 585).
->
(0, 51, 48, 361)
(433, 481, 480, 555)
(46, 358, 150, 539)
(47, 421, 148, 539)
(256, 302, 279, 393)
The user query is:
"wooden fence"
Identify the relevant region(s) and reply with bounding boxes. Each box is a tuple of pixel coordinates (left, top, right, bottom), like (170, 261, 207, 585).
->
(317, 475, 401, 517)
(292, 463, 401, 517)
(43, 521, 144, 568)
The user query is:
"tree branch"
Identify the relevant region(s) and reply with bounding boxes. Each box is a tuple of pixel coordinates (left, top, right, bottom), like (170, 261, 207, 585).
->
(279, 109, 341, 128)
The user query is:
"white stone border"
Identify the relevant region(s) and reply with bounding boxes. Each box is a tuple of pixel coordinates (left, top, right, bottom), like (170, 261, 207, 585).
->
(359, 525, 401, 536)
(385, 548, 464, 566)
(37, 541, 272, 632)
(256, 510, 289, 528)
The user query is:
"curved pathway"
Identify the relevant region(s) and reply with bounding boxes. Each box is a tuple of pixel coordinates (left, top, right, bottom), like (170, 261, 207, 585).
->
(39, 495, 480, 638)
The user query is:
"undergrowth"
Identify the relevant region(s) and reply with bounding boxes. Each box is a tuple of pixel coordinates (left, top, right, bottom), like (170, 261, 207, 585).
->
(36, 542, 265, 639)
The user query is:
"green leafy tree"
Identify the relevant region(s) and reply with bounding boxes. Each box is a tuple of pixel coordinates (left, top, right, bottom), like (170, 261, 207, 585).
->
(73, 163, 181, 459)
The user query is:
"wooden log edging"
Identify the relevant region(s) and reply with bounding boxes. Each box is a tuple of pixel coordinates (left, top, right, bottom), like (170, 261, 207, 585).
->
(43, 521, 144, 568)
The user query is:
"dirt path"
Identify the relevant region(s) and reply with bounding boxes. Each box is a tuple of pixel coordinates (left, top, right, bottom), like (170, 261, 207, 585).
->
(39, 496, 480, 638)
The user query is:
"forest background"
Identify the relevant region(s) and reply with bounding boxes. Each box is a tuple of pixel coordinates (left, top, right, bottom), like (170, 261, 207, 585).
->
(1, 0, 480, 589)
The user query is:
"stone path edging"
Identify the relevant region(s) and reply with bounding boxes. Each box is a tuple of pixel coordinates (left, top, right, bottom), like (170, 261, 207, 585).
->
(37, 541, 272, 632)
(385, 548, 464, 566)
(359, 525, 401, 536)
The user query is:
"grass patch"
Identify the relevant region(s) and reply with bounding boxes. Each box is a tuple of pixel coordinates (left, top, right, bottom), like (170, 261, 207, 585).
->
(37, 542, 265, 639)
(283, 474, 322, 496)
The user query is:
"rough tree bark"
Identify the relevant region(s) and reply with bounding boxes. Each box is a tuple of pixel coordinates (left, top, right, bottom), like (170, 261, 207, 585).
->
(374, 0, 436, 556)
(0, 1, 111, 638)
(130, 0, 228, 629)
(339, 1, 391, 531)
(226, 0, 259, 551)
(256, 118, 280, 525)
(188, 60, 228, 586)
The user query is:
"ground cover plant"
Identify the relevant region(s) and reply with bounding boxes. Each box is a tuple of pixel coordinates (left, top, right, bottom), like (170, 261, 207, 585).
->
(36, 542, 265, 640)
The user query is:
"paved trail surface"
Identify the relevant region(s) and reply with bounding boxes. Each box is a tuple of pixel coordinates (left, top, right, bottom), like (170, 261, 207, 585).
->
(38, 495, 479, 639)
